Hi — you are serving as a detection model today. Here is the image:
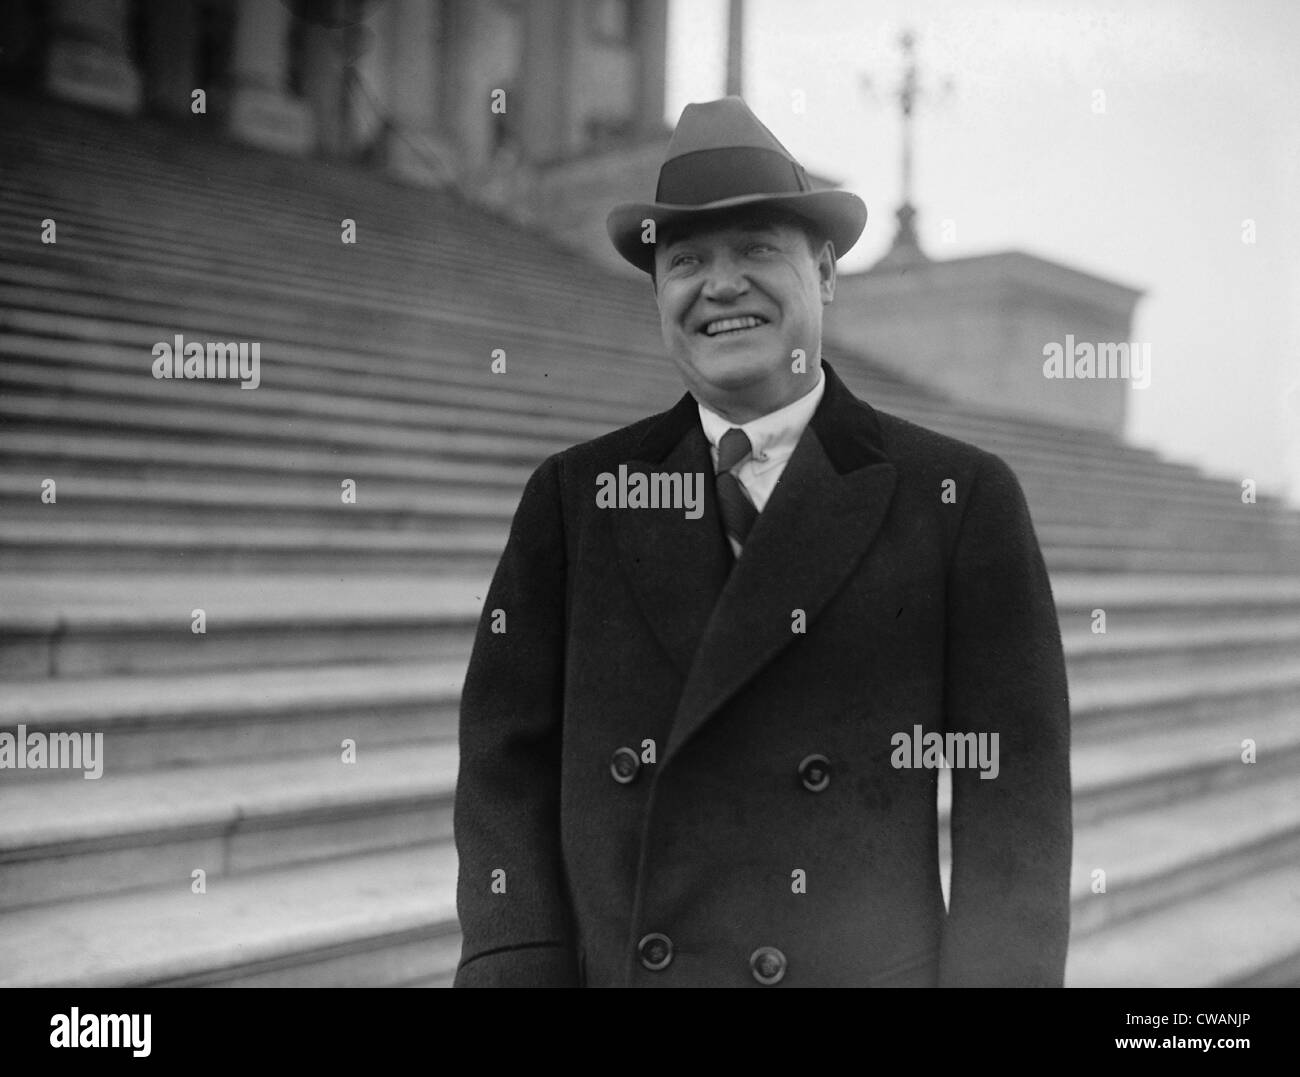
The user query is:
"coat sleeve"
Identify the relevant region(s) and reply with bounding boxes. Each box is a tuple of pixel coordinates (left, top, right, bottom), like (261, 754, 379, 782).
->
(938, 452, 1073, 987)
(453, 454, 579, 987)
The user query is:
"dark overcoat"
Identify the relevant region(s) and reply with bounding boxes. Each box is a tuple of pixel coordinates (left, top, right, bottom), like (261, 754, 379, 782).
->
(453, 360, 1072, 987)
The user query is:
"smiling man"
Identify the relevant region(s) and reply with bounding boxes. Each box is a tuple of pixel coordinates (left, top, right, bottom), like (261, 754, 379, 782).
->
(453, 97, 1073, 988)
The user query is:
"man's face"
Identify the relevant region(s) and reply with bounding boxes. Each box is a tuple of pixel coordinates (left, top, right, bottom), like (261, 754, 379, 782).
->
(654, 212, 836, 422)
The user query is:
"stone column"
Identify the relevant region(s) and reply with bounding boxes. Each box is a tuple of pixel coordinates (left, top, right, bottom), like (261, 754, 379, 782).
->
(516, 0, 570, 164)
(227, 0, 314, 154)
(385, 0, 456, 185)
(142, 0, 197, 118)
(301, 5, 346, 156)
(44, 0, 142, 114)
(636, 0, 669, 135)
(349, 3, 390, 151)
(444, 0, 513, 172)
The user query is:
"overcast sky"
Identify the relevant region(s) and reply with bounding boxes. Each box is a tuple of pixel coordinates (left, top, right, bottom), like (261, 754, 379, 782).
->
(666, 0, 1300, 504)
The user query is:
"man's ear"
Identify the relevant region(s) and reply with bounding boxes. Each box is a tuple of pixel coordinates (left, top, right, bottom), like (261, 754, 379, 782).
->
(818, 240, 837, 303)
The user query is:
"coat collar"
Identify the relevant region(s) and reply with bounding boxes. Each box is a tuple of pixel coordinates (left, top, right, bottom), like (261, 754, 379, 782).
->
(613, 360, 898, 766)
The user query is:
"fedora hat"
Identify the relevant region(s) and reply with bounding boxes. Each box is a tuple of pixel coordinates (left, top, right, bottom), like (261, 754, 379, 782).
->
(607, 96, 867, 274)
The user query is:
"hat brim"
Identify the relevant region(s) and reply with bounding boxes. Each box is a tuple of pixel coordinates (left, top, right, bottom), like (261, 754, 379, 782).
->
(606, 189, 867, 274)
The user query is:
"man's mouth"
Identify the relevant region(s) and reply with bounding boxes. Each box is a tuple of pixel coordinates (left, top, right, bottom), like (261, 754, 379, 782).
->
(700, 315, 769, 337)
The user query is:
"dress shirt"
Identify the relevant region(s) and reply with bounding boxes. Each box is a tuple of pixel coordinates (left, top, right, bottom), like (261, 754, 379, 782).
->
(697, 368, 825, 557)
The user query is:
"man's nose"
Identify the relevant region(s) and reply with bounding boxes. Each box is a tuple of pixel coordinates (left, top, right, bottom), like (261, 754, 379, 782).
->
(700, 254, 748, 300)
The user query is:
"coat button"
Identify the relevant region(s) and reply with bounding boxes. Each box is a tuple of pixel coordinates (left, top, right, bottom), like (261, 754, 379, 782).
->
(798, 754, 831, 792)
(638, 933, 673, 971)
(750, 946, 787, 985)
(610, 746, 640, 784)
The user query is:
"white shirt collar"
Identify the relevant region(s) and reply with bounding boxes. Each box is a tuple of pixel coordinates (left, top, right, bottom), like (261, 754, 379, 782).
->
(697, 368, 825, 465)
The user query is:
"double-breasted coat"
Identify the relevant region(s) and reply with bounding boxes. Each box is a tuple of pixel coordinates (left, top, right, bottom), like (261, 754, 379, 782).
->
(452, 360, 1072, 987)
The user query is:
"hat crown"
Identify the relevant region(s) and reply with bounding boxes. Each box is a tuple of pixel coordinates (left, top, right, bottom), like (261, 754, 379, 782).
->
(655, 96, 810, 206)
(665, 96, 797, 161)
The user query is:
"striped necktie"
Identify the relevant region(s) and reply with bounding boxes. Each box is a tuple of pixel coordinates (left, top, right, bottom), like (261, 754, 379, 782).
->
(716, 427, 758, 549)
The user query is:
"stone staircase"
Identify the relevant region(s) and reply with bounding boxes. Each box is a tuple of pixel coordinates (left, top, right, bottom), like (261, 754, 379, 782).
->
(0, 91, 1297, 987)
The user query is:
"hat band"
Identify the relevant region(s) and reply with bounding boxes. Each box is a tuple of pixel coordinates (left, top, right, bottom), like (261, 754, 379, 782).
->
(655, 147, 811, 206)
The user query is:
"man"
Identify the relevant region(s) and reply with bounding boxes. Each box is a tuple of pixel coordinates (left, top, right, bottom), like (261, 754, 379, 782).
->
(453, 97, 1072, 987)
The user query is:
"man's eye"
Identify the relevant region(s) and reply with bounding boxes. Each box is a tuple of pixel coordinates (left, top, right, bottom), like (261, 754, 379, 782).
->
(747, 243, 776, 255)
(669, 254, 698, 269)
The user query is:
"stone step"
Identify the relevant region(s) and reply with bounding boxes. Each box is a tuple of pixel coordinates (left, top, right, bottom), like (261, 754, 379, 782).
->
(0, 518, 503, 573)
(0, 661, 462, 777)
(1069, 767, 1299, 939)
(0, 296, 681, 426)
(0, 253, 662, 385)
(0, 136, 629, 283)
(0, 742, 456, 911)
(0, 187, 642, 347)
(1052, 573, 1300, 622)
(0, 843, 460, 988)
(1042, 544, 1293, 574)
(1062, 614, 1300, 679)
(0, 389, 558, 466)
(0, 573, 484, 679)
(1, 136, 581, 279)
(0, 106, 531, 232)
(1069, 696, 1300, 823)
(1033, 521, 1287, 558)
(0, 256, 637, 400)
(0, 471, 519, 532)
(1070, 657, 1300, 734)
(1029, 506, 1298, 544)
(1066, 860, 1300, 987)
(0, 430, 532, 491)
(0, 339, 635, 444)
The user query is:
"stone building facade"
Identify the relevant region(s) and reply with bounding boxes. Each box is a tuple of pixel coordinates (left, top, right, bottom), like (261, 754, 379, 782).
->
(0, 0, 670, 260)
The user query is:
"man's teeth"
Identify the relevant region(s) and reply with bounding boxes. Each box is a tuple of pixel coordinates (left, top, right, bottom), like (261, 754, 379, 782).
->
(704, 316, 766, 336)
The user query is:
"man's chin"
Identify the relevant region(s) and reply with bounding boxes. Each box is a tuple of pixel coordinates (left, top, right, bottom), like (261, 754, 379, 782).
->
(680, 349, 780, 392)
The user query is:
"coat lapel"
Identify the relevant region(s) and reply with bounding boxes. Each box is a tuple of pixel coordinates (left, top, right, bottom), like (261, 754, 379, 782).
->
(663, 361, 898, 765)
(612, 395, 733, 678)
